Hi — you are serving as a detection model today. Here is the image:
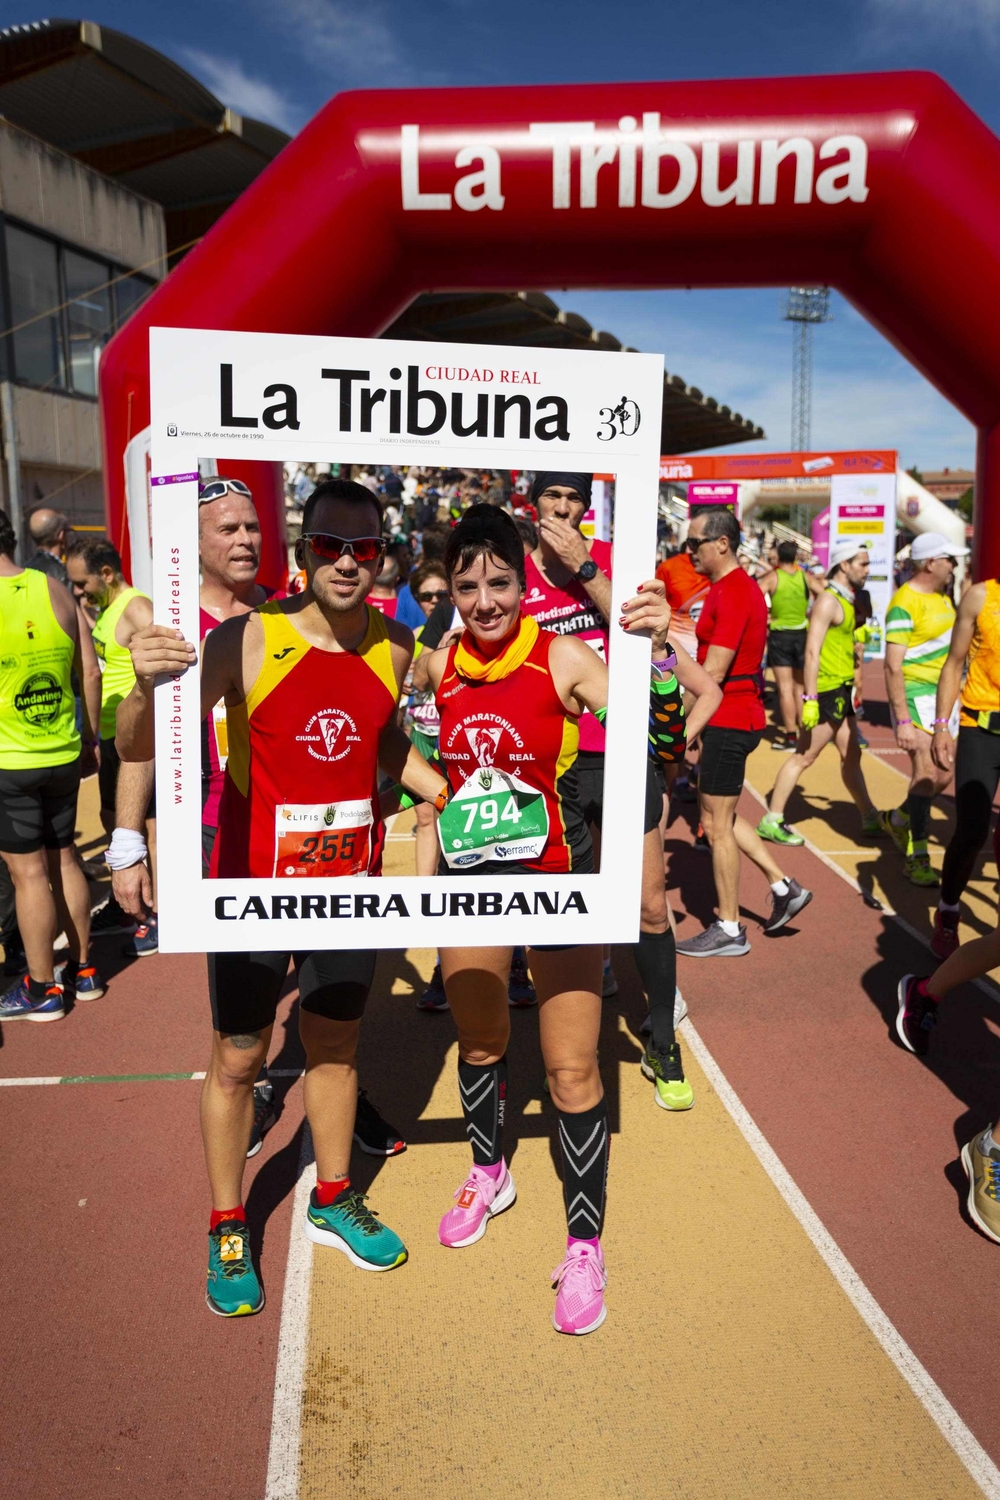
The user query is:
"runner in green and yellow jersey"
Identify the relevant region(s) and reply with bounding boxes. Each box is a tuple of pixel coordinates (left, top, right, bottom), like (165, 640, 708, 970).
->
(0, 506, 104, 1021)
(67, 537, 153, 941)
(880, 532, 968, 886)
(758, 540, 824, 749)
(757, 541, 878, 846)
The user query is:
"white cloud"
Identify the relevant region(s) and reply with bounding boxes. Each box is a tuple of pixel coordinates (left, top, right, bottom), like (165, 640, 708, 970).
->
(179, 48, 304, 134)
(264, 0, 407, 83)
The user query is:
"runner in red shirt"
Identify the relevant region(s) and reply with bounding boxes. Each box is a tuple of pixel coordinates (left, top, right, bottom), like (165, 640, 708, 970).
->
(115, 479, 449, 1313)
(676, 508, 813, 959)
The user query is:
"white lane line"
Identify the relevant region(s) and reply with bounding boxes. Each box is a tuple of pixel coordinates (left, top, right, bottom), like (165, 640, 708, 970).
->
(0, 1076, 62, 1087)
(264, 1123, 316, 1500)
(740, 781, 1000, 1005)
(681, 1018, 1000, 1499)
(740, 780, 897, 914)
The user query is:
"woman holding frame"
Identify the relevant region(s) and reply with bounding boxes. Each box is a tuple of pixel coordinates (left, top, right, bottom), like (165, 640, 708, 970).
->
(423, 504, 706, 1334)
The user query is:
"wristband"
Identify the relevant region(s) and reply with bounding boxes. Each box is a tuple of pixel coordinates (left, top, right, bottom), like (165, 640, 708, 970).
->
(895, 718, 913, 727)
(433, 784, 450, 813)
(802, 694, 818, 702)
(105, 827, 148, 870)
(651, 653, 677, 675)
(932, 718, 950, 728)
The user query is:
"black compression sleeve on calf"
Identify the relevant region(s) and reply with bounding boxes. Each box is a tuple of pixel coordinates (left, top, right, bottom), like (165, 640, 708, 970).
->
(633, 927, 677, 1051)
(457, 1055, 507, 1166)
(906, 793, 931, 846)
(557, 1097, 609, 1239)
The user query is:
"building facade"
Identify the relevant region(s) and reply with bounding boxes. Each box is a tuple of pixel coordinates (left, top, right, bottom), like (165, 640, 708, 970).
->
(0, 116, 163, 538)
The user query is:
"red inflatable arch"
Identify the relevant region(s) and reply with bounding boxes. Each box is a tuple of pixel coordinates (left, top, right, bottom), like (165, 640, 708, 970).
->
(100, 71, 1000, 581)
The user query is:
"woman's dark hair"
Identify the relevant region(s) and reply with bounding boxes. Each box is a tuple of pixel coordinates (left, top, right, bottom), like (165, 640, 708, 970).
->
(444, 504, 526, 588)
(302, 479, 383, 535)
(514, 516, 538, 554)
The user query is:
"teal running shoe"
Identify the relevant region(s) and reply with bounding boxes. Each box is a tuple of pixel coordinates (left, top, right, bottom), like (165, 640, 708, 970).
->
(305, 1188, 408, 1271)
(756, 812, 804, 847)
(206, 1219, 264, 1317)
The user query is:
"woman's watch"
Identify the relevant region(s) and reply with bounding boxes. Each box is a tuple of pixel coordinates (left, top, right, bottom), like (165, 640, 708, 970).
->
(574, 558, 599, 583)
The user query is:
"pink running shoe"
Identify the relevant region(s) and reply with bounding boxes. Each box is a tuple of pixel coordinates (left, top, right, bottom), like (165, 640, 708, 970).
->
(551, 1241, 607, 1335)
(438, 1161, 516, 1248)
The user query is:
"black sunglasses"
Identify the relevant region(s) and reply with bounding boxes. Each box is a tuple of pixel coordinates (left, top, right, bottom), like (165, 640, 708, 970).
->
(417, 588, 450, 603)
(685, 535, 715, 552)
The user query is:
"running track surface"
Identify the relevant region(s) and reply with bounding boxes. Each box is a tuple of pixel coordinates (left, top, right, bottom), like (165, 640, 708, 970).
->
(3, 668, 1000, 1500)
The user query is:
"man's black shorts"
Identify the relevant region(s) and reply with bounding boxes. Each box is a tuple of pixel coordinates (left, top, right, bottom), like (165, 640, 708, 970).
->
(698, 726, 763, 797)
(0, 759, 80, 853)
(208, 948, 377, 1035)
(767, 628, 807, 670)
(576, 750, 665, 836)
(99, 736, 156, 819)
(817, 684, 855, 727)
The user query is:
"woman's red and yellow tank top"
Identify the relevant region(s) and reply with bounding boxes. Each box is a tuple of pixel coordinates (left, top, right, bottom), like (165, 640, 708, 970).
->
(435, 626, 587, 874)
(213, 603, 399, 879)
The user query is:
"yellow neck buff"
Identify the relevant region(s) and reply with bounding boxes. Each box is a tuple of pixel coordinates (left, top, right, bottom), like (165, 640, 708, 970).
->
(453, 612, 539, 683)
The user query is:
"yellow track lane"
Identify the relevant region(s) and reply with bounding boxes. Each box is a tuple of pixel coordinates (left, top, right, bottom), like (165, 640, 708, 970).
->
(294, 812, 983, 1499)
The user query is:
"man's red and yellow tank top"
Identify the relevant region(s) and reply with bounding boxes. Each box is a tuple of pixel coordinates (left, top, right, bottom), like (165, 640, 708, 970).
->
(212, 603, 399, 879)
(435, 626, 589, 874)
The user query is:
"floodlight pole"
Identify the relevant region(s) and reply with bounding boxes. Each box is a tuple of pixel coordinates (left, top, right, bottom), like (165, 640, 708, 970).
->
(783, 287, 832, 451)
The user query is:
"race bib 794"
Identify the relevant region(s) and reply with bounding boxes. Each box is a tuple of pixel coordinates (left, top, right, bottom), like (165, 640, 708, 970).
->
(437, 768, 549, 869)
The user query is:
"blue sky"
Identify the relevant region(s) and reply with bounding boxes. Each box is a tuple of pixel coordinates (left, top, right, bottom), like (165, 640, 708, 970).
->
(16, 0, 998, 469)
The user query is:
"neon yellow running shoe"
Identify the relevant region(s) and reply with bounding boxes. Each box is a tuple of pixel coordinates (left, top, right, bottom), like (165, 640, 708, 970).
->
(640, 1043, 694, 1111)
(876, 808, 909, 854)
(904, 852, 940, 887)
(756, 811, 804, 847)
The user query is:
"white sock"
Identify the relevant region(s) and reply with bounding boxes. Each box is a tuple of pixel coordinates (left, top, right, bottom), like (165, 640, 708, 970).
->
(718, 919, 741, 937)
(938, 901, 959, 914)
(771, 879, 789, 897)
(982, 1128, 997, 1155)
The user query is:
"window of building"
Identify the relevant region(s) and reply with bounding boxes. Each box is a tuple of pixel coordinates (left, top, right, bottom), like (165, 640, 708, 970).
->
(7, 224, 66, 391)
(2, 222, 158, 396)
(64, 249, 113, 397)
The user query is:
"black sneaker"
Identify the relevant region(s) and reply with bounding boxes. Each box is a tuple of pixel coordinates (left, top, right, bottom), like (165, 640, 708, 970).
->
(640, 1042, 694, 1110)
(353, 1089, 406, 1157)
(762, 878, 813, 934)
(895, 974, 938, 1056)
(246, 1083, 277, 1158)
(90, 897, 136, 937)
(676, 920, 750, 957)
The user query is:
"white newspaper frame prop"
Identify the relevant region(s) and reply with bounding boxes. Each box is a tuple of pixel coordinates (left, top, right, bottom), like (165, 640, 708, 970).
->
(149, 327, 663, 953)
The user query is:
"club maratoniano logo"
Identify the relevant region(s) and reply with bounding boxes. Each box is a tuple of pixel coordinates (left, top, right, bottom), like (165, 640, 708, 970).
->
(297, 707, 361, 763)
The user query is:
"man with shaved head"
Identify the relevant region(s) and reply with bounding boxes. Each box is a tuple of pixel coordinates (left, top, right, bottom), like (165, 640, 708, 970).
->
(25, 508, 71, 588)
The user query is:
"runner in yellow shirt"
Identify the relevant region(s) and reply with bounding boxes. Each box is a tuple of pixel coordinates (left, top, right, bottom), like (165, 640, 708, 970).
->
(881, 533, 967, 886)
(66, 538, 153, 941)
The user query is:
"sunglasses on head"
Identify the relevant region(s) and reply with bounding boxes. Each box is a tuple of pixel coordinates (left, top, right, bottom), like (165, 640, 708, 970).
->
(198, 478, 252, 504)
(302, 533, 386, 563)
(417, 588, 449, 603)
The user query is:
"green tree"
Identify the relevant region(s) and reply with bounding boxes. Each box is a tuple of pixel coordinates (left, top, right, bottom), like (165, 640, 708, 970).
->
(957, 486, 974, 522)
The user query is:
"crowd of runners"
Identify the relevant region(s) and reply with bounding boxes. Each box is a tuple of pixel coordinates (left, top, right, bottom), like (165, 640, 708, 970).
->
(1, 468, 998, 1333)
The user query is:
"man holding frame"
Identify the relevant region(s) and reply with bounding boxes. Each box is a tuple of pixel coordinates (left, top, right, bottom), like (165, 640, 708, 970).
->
(115, 479, 449, 1316)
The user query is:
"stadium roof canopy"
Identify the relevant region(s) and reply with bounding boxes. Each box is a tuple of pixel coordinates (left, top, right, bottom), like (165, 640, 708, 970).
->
(0, 18, 765, 451)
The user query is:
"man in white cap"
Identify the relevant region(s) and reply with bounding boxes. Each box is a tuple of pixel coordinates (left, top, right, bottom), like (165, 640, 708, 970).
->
(879, 533, 968, 885)
(758, 540, 878, 844)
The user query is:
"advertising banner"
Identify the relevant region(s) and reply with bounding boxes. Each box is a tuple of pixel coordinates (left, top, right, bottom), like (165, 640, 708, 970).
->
(687, 480, 739, 514)
(148, 328, 664, 953)
(829, 472, 898, 658)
